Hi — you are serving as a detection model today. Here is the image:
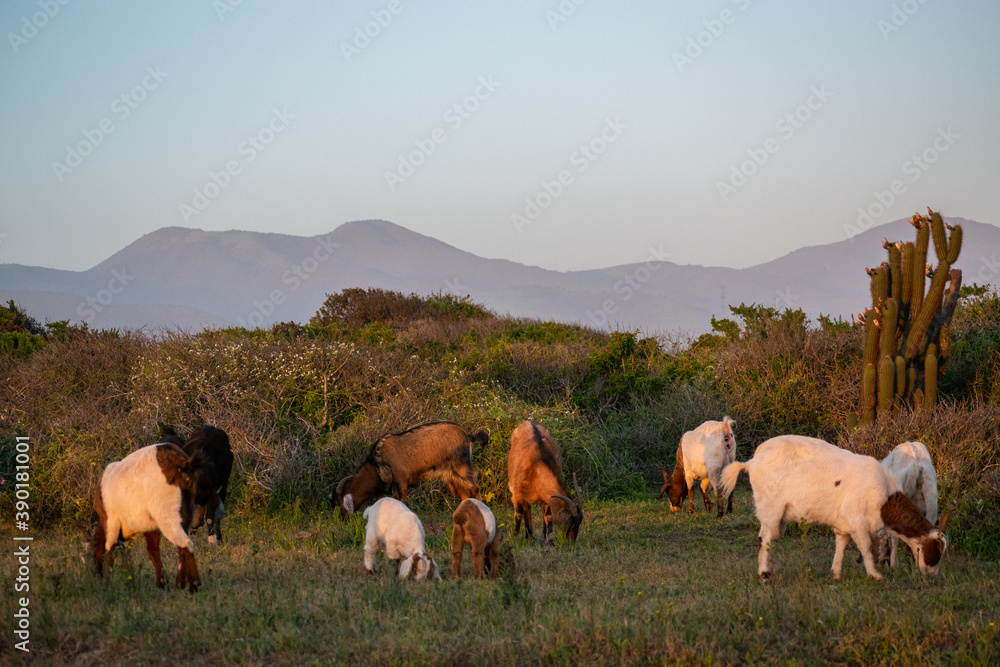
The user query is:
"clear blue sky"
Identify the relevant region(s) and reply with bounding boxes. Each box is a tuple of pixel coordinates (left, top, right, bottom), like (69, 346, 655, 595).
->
(2, 1, 998, 272)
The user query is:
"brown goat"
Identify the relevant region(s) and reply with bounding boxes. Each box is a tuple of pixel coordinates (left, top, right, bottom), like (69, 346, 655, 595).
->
(451, 498, 502, 578)
(332, 421, 486, 516)
(507, 420, 583, 543)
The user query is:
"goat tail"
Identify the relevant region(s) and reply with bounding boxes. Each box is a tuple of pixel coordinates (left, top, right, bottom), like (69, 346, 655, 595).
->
(470, 430, 490, 447)
(719, 461, 747, 499)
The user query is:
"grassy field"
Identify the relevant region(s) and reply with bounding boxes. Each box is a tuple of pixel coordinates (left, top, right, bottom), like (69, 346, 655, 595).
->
(4, 492, 998, 666)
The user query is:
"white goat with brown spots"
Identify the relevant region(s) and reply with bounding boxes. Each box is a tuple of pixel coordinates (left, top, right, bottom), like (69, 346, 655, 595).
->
(720, 435, 949, 581)
(881, 441, 941, 566)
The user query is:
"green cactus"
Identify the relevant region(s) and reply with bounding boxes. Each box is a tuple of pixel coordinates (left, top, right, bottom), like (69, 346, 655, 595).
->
(861, 363, 877, 426)
(946, 225, 962, 264)
(925, 344, 938, 409)
(904, 261, 950, 361)
(856, 209, 961, 422)
(931, 211, 948, 262)
(895, 355, 906, 399)
(901, 242, 914, 307)
(878, 356, 895, 416)
(888, 243, 902, 302)
(912, 220, 929, 315)
(862, 309, 878, 371)
(880, 298, 898, 360)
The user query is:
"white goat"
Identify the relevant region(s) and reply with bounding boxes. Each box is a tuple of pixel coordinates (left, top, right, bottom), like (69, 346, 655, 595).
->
(720, 435, 947, 580)
(881, 441, 939, 566)
(363, 498, 440, 581)
(662, 417, 737, 517)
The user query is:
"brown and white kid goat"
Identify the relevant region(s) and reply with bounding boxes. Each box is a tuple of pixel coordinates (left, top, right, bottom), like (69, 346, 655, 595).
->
(451, 498, 501, 578)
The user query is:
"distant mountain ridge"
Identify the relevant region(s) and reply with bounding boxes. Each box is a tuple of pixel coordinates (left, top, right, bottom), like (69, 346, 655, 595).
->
(2, 217, 998, 335)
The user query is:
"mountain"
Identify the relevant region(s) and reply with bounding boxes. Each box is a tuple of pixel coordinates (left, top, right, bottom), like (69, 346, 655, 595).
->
(2, 217, 998, 335)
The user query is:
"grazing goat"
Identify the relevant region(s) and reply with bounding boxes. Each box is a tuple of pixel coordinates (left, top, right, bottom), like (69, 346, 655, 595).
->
(333, 421, 485, 517)
(720, 435, 948, 580)
(507, 420, 583, 543)
(881, 441, 942, 566)
(363, 498, 440, 580)
(182, 426, 234, 545)
(451, 498, 501, 579)
(661, 417, 737, 517)
(90, 443, 218, 592)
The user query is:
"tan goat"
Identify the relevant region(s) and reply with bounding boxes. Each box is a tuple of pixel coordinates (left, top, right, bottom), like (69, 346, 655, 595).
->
(507, 420, 583, 543)
(451, 498, 501, 578)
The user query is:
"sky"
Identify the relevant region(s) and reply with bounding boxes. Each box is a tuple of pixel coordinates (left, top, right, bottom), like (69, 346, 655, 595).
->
(1, 1, 998, 273)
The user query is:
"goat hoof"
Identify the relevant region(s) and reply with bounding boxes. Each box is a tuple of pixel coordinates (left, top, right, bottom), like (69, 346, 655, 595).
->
(759, 571, 771, 581)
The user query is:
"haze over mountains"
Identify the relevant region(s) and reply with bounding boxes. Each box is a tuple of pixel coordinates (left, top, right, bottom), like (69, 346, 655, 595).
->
(2, 217, 997, 336)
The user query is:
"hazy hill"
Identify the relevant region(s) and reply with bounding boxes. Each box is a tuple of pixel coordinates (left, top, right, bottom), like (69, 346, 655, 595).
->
(1, 217, 997, 334)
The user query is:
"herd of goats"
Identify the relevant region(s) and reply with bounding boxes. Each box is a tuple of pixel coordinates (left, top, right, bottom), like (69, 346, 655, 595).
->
(86, 417, 951, 593)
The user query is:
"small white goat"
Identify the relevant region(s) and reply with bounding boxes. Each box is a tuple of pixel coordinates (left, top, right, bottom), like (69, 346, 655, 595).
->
(661, 417, 737, 517)
(363, 498, 440, 581)
(881, 441, 939, 566)
(720, 435, 947, 580)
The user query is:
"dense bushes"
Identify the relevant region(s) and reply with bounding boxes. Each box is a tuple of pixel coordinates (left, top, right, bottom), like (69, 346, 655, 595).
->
(2, 287, 998, 556)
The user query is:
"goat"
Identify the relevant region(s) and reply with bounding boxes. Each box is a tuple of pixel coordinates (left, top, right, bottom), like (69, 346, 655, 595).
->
(507, 420, 583, 543)
(363, 498, 440, 580)
(451, 498, 501, 579)
(333, 421, 485, 517)
(661, 417, 737, 517)
(90, 442, 218, 592)
(881, 441, 943, 566)
(182, 426, 234, 545)
(720, 435, 948, 580)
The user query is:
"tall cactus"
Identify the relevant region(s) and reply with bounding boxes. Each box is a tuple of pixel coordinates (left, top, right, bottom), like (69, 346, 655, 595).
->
(856, 209, 962, 424)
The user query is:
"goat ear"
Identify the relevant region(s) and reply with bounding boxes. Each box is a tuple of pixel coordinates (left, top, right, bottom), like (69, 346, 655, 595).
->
(343, 494, 354, 515)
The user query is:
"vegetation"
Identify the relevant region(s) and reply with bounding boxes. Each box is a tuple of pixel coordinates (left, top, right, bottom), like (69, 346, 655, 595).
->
(1, 277, 999, 662)
(857, 210, 964, 424)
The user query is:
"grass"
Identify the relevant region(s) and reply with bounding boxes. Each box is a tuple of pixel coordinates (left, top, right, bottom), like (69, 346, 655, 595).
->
(6, 489, 998, 666)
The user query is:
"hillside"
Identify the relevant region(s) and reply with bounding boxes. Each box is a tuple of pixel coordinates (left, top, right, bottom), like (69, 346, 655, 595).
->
(1, 217, 997, 333)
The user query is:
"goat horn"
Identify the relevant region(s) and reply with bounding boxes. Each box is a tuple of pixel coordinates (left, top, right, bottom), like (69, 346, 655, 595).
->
(550, 494, 579, 517)
(939, 507, 955, 533)
(336, 475, 354, 495)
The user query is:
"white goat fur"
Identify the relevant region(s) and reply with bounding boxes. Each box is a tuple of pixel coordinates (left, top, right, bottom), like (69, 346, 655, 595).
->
(466, 498, 497, 543)
(720, 435, 896, 580)
(363, 498, 440, 580)
(100, 444, 192, 553)
(673, 417, 737, 511)
(881, 441, 938, 565)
